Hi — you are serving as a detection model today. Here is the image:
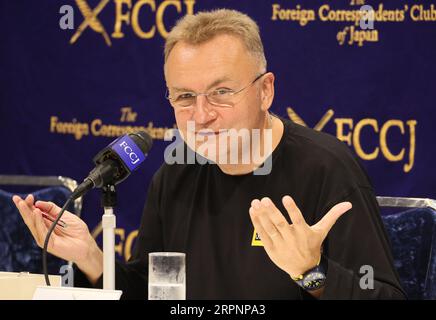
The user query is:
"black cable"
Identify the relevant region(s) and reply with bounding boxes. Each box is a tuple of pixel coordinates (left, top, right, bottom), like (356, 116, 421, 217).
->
(42, 196, 74, 286)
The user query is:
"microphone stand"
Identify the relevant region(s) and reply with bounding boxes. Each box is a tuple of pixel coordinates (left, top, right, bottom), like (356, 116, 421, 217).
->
(101, 184, 117, 290)
(34, 183, 123, 299)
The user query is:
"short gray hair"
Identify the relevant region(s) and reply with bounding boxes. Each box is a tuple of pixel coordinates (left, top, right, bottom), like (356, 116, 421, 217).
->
(164, 9, 267, 72)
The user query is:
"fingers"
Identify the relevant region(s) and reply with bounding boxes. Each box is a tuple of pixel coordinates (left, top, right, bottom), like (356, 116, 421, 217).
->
(314, 202, 352, 239)
(13, 195, 35, 228)
(282, 195, 306, 226)
(24, 194, 34, 207)
(249, 206, 273, 249)
(12, 195, 33, 206)
(12, 195, 22, 205)
(250, 197, 292, 245)
(259, 198, 290, 236)
(35, 200, 61, 217)
(252, 199, 281, 240)
(13, 195, 41, 243)
(13, 196, 60, 252)
(33, 208, 52, 249)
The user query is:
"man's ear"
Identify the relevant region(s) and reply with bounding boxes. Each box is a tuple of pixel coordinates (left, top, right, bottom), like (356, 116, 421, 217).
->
(260, 72, 275, 111)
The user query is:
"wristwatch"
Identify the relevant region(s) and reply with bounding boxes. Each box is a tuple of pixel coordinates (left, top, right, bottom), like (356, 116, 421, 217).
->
(291, 256, 327, 291)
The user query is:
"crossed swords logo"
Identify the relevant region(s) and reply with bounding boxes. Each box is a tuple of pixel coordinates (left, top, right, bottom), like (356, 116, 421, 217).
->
(287, 107, 334, 131)
(70, 0, 112, 46)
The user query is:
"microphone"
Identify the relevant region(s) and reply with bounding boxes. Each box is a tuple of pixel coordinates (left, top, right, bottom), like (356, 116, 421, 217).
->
(42, 131, 152, 286)
(70, 131, 153, 200)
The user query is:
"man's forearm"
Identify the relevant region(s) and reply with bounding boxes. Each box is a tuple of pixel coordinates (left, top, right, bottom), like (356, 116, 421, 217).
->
(75, 242, 104, 286)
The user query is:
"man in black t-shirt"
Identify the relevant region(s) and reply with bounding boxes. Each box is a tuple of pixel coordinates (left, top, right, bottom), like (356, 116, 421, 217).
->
(13, 9, 406, 299)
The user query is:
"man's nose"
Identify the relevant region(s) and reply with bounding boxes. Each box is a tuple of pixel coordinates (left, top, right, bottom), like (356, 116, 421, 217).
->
(192, 95, 217, 125)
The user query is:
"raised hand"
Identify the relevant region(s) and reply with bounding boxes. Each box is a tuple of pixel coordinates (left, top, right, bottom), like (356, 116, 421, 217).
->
(13, 194, 103, 283)
(249, 195, 352, 278)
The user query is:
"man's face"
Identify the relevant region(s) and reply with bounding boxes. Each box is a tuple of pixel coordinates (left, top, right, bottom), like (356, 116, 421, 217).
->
(164, 34, 271, 161)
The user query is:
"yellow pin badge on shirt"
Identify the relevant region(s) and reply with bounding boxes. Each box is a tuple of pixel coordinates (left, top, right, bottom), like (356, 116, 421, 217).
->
(251, 229, 263, 247)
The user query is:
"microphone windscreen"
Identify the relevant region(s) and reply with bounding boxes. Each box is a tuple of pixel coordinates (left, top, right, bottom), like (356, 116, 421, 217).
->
(130, 131, 153, 154)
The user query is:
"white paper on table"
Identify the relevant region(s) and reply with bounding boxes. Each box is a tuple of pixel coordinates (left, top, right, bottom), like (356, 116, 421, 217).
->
(32, 286, 123, 300)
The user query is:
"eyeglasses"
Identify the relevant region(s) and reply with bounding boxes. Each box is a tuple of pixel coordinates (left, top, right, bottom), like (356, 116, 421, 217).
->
(165, 72, 267, 109)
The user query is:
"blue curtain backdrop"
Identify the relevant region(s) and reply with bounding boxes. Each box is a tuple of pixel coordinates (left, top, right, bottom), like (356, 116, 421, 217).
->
(0, 0, 435, 262)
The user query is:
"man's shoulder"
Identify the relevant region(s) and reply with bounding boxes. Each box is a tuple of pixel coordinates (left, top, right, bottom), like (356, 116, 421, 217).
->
(281, 118, 354, 163)
(279, 118, 372, 188)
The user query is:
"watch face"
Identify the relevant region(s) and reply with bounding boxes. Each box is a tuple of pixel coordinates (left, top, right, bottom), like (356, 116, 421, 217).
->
(302, 272, 326, 290)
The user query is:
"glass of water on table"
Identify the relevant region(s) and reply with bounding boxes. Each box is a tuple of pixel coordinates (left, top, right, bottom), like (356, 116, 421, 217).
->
(148, 252, 186, 300)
